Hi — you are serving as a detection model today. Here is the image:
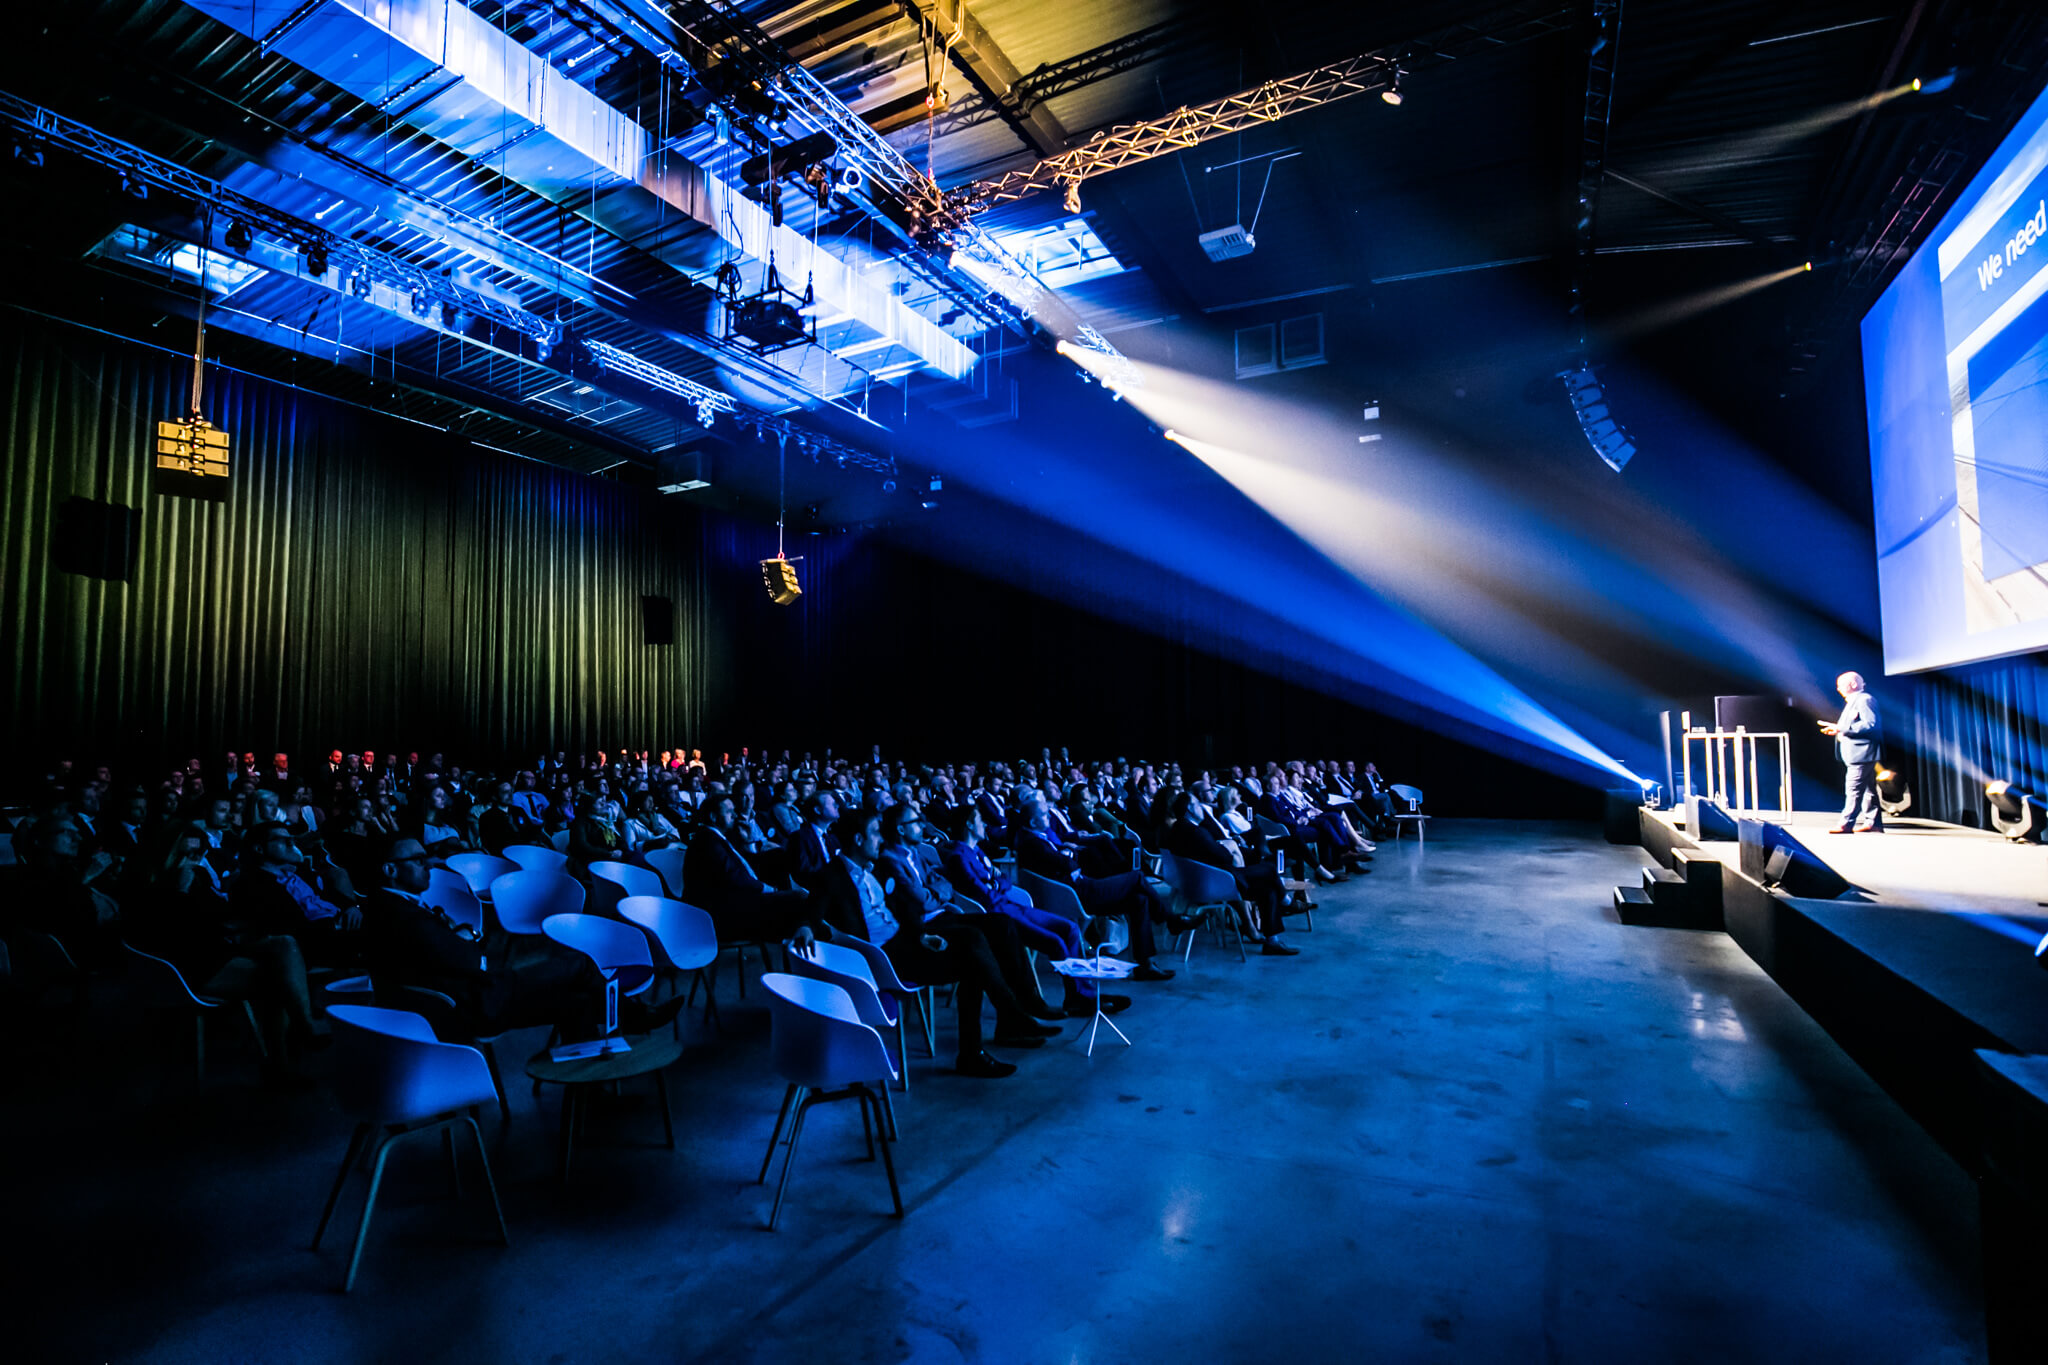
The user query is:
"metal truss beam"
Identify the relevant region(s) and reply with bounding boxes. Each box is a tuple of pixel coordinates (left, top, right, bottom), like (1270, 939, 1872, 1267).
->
(4, 89, 895, 475)
(945, 1, 1579, 216)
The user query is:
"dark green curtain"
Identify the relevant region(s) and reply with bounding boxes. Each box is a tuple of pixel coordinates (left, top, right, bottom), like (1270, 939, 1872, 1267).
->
(0, 310, 713, 772)
(1910, 653, 2048, 826)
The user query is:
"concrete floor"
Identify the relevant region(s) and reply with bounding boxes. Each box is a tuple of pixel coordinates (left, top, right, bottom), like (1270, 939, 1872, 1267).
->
(13, 821, 1986, 1363)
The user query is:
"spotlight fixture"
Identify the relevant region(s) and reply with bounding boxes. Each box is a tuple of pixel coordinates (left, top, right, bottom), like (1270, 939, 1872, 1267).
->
(303, 242, 328, 278)
(223, 220, 253, 254)
(1063, 180, 1082, 214)
(1986, 779, 2041, 842)
(740, 131, 838, 188)
(1381, 70, 1404, 105)
(1875, 767, 1913, 818)
(1913, 69, 1959, 96)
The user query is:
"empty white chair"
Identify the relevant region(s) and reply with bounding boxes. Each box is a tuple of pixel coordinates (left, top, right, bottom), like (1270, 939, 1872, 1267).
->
(488, 869, 583, 936)
(311, 1005, 508, 1292)
(444, 852, 518, 898)
(549, 828, 571, 853)
(1158, 852, 1247, 965)
(824, 926, 936, 1069)
(643, 846, 687, 899)
(617, 896, 720, 1028)
(755, 973, 902, 1230)
(786, 940, 907, 1108)
(585, 859, 663, 918)
(503, 843, 568, 875)
(1389, 785, 1430, 847)
(424, 868, 485, 934)
(542, 913, 655, 998)
(123, 942, 267, 1084)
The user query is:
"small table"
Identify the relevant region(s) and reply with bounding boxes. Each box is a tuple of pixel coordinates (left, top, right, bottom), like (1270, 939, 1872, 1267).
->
(525, 1032, 682, 1185)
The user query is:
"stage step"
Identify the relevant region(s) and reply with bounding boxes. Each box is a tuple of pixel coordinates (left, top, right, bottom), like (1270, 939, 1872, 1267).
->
(1642, 865, 1687, 906)
(1613, 882, 1720, 930)
(1671, 848, 1725, 918)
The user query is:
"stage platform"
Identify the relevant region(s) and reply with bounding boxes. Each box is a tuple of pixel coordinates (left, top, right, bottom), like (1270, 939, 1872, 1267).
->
(1631, 803, 2048, 1361)
(1652, 806, 2048, 918)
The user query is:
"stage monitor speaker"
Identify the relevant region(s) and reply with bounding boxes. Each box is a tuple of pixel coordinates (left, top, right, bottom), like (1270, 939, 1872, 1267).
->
(1603, 788, 1642, 844)
(1686, 795, 1738, 841)
(51, 497, 139, 581)
(1762, 841, 1853, 899)
(640, 595, 674, 646)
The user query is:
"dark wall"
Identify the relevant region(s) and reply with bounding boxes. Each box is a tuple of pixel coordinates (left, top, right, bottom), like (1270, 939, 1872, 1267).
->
(706, 516, 1603, 819)
(0, 311, 715, 772)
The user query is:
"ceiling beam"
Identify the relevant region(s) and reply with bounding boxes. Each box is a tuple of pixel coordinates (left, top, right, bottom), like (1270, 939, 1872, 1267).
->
(892, 0, 1069, 156)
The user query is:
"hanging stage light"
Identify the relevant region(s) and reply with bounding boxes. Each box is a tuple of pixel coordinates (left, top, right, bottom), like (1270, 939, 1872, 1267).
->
(1381, 69, 1404, 105)
(223, 220, 253, 254)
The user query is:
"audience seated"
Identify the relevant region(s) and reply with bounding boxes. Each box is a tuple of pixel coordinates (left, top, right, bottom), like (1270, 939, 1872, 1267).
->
(1013, 790, 1188, 982)
(1161, 790, 1297, 956)
(807, 810, 1057, 1079)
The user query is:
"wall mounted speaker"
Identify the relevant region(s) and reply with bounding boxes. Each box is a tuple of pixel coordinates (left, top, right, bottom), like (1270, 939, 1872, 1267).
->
(640, 595, 674, 646)
(52, 497, 139, 581)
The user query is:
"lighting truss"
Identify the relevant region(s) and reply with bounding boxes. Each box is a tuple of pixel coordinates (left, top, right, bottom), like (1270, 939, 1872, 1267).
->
(0, 91, 557, 347)
(946, 1, 1579, 216)
(582, 338, 895, 475)
(568, 0, 1094, 350)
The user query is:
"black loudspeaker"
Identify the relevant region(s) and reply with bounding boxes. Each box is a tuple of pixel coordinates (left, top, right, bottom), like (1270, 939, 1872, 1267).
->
(1603, 788, 1642, 844)
(51, 497, 139, 581)
(640, 595, 675, 646)
(1760, 833, 1853, 899)
(1686, 795, 1738, 841)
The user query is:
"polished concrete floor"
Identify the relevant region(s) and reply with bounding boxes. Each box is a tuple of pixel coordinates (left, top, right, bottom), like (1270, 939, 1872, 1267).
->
(13, 821, 1986, 1363)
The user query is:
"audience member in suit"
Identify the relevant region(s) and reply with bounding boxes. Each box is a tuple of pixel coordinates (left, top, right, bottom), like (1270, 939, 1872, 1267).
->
(1161, 790, 1298, 956)
(791, 790, 843, 891)
(125, 822, 324, 1077)
(1058, 784, 1138, 876)
(1013, 791, 1187, 982)
(942, 805, 1131, 1018)
(364, 836, 682, 1041)
(478, 780, 546, 854)
(1261, 780, 1358, 883)
(874, 803, 1063, 1020)
(230, 821, 361, 964)
(806, 811, 1057, 1078)
(683, 794, 813, 943)
(0, 810, 123, 969)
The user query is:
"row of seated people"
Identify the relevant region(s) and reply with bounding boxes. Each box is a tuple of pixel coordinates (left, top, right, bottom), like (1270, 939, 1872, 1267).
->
(3, 745, 1400, 1082)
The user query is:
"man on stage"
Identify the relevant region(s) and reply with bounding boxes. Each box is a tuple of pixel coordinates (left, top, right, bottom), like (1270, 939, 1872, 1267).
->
(1820, 671, 1884, 834)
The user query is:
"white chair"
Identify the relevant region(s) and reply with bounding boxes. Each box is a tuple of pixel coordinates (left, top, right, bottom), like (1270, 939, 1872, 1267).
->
(616, 896, 720, 1031)
(643, 846, 687, 899)
(824, 926, 937, 1069)
(755, 973, 902, 1231)
(543, 913, 655, 999)
(1158, 852, 1247, 964)
(502, 843, 567, 875)
(487, 868, 583, 938)
(375, 983, 511, 1124)
(786, 940, 908, 1108)
(1389, 785, 1430, 847)
(549, 828, 572, 853)
(444, 852, 517, 899)
(123, 942, 268, 1084)
(0, 830, 15, 866)
(311, 1005, 508, 1292)
(424, 868, 485, 934)
(586, 859, 663, 917)
(1018, 869, 1086, 924)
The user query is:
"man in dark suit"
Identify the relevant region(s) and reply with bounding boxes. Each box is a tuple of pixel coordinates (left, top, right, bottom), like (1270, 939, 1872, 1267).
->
(808, 811, 1056, 1078)
(875, 803, 1061, 1020)
(1014, 792, 1186, 982)
(1162, 790, 1298, 956)
(684, 794, 813, 942)
(1821, 671, 1885, 834)
(791, 790, 843, 891)
(477, 780, 545, 854)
